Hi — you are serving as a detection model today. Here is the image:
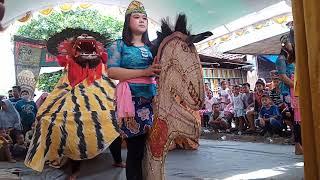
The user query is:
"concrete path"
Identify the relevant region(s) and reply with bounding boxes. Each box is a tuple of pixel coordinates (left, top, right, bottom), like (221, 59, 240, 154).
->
(0, 139, 304, 180)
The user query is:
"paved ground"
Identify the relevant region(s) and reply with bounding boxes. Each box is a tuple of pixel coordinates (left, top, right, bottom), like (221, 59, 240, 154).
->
(0, 139, 304, 180)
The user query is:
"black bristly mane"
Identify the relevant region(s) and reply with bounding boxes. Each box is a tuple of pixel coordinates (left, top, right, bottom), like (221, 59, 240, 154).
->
(151, 13, 212, 57)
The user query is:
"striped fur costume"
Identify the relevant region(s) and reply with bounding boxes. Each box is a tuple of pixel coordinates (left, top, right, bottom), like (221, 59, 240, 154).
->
(25, 29, 119, 172)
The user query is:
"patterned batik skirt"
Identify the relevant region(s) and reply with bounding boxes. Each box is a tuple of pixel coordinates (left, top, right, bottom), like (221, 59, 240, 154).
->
(119, 97, 154, 138)
(24, 74, 119, 172)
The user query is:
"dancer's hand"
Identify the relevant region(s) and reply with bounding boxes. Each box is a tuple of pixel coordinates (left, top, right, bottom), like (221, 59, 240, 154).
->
(144, 64, 161, 77)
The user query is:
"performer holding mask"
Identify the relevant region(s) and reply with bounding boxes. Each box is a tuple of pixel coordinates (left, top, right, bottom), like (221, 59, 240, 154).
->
(106, 1, 161, 180)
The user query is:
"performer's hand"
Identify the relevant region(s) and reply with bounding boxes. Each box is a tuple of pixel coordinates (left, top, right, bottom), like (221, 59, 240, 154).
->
(145, 64, 161, 76)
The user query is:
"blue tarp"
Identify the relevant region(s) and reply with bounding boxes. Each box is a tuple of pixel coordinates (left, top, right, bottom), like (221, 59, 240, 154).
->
(260, 55, 278, 64)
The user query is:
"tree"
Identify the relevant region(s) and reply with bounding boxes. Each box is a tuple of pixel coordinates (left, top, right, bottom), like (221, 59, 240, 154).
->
(37, 70, 63, 92)
(16, 8, 123, 41)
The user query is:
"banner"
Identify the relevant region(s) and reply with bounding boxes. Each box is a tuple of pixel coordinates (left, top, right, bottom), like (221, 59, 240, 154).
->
(13, 35, 60, 95)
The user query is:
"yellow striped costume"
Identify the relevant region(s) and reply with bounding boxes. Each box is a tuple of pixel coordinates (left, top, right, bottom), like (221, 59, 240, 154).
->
(25, 67, 119, 172)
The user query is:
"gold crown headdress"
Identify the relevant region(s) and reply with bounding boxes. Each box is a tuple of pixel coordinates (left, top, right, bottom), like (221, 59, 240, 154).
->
(125, 1, 147, 16)
(17, 70, 37, 95)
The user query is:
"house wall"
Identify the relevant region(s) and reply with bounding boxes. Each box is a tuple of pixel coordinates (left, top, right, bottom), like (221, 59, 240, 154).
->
(202, 67, 247, 96)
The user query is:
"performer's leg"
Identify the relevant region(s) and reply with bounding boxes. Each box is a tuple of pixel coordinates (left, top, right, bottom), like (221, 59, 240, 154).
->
(109, 136, 125, 168)
(293, 122, 303, 155)
(125, 134, 147, 180)
(69, 160, 81, 180)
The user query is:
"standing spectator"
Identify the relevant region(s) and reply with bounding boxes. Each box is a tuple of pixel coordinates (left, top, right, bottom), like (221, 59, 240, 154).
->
(277, 34, 302, 155)
(242, 83, 255, 133)
(256, 94, 283, 136)
(218, 80, 231, 111)
(9, 86, 22, 107)
(15, 90, 37, 134)
(276, 35, 295, 105)
(231, 85, 246, 133)
(204, 82, 211, 97)
(0, 99, 22, 143)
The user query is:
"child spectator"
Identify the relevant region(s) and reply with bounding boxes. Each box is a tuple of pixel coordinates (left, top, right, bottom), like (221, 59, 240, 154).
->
(269, 75, 285, 107)
(269, 75, 292, 132)
(231, 85, 246, 133)
(246, 79, 266, 132)
(209, 103, 230, 131)
(218, 80, 231, 110)
(203, 90, 218, 127)
(242, 83, 255, 133)
(256, 94, 283, 136)
(0, 128, 15, 162)
(11, 133, 27, 161)
(25, 122, 35, 146)
(15, 90, 37, 134)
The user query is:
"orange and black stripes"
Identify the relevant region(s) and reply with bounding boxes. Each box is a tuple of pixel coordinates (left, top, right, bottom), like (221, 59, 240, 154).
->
(91, 111, 104, 150)
(25, 73, 119, 172)
(71, 89, 87, 159)
(93, 81, 114, 102)
(58, 111, 68, 157)
(43, 98, 66, 158)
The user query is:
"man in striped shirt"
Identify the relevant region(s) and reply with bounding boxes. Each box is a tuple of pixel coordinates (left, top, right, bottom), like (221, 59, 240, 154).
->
(269, 76, 284, 107)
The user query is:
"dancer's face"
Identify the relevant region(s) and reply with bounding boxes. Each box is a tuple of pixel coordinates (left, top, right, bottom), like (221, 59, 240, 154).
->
(129, 13, 148, 35)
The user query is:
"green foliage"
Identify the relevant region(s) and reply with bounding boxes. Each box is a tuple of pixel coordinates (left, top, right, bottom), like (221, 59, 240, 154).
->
(37, 70, 63, 92)
(16, 8, 123, 41)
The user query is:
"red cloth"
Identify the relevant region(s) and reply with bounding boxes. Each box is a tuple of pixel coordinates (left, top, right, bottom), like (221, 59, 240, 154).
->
(57, 54, 107, 87)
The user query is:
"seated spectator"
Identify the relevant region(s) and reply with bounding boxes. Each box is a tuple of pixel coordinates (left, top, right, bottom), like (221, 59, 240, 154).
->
(246, 79, 266, 132)
(223, 102, 234, 127)
(9, 86, 22, 107)
(256, 94, 283, 136)
(25, 122, 35, 146)
(0, 99, 22, 143)
(269, 75, 292, 132)
(15, 90, 37, 134)
(11, 133, 27, 161)
(209, 103, 230, 131)
(0, 128, 15, 162)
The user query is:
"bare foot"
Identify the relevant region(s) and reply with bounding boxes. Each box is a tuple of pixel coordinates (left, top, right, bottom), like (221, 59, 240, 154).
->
(112, 162, 126, 168)
(295, 143, 303, 155)
(69, 175, 77, 180)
